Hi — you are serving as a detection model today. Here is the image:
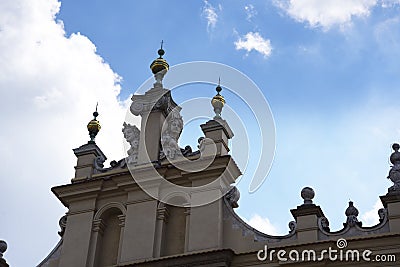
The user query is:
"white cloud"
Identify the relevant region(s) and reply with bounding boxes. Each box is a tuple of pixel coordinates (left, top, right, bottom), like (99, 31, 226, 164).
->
(381, 0, 400, 8)
(234, 32, 272, 58)
(202, 0, 220, 31)
(361, 200, 384, 226)
(245, 4, 257, 21)
(374, 16, 400, 59)
(0, 0, 137, 265)
(274, 0, 378, 30)
(244, 214, 281, 235)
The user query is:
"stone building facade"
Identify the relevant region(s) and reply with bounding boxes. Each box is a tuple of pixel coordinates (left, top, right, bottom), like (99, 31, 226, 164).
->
(7, 49, 398, 267)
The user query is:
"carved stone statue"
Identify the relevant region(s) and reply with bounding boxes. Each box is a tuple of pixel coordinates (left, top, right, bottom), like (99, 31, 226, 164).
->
(161, 110, 183, 159)
(122, 122, 140, 164)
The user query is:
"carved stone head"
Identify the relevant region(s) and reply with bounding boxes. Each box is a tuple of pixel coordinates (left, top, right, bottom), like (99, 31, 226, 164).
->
(122, 123, 140, 148)
(166, 110, 183, 138)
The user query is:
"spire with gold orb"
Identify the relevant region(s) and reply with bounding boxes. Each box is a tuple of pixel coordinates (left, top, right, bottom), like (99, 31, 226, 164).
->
(150, 40, 169, 74)
(87, 103, 101, 144)
(212, 78, 225, 119)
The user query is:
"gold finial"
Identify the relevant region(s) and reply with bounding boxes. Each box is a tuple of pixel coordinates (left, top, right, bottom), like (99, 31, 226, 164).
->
(87, 102, 101, 144)
(150, 40, 169, 74)
(211, 78, 225, 119)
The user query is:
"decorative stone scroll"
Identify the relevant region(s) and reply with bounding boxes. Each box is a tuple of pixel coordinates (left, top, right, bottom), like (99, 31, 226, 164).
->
(122, 122, 140, 165)
(288, 221, 297, 233)
(58, 215, 67, 237)
(161, 109, 183, 160)
(319, 217, 330, 232)
(130, 89, 180, 118)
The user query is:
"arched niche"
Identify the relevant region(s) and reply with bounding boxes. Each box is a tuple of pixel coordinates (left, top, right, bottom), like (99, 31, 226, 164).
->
(157, 196, 189, 257)
(91, 202, 126, 266)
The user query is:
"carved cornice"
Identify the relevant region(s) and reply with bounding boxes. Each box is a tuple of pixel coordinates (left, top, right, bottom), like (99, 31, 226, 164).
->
(290, 204, 325, 219)
(73, 143, 106, 160)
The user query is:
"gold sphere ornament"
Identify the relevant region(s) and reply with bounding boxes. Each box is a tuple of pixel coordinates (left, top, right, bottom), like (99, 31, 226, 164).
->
(87, 105, 101, 144)
(150, 41, 169, 74)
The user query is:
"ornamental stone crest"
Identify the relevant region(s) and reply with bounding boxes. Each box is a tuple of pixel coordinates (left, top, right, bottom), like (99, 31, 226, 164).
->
(345, 201, 361, 227)
(161, 109, 183, 160)
(122, 122, 140, 165)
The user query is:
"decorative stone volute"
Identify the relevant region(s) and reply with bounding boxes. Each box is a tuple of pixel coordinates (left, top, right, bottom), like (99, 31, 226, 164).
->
(130, 89, 180, 117)
(58, 215, 67, 237)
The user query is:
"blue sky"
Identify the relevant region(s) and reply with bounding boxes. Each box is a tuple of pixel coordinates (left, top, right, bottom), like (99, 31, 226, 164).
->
(1, 0, 400, 266)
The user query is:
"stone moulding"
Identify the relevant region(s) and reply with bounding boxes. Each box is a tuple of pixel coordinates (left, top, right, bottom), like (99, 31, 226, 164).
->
(36, 239, 63, 267)
(223, 187, 297, 243)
